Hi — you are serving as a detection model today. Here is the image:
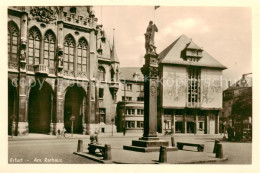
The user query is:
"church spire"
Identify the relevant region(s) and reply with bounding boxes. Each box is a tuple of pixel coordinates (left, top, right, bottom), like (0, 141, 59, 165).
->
(111, 29, 119, 62)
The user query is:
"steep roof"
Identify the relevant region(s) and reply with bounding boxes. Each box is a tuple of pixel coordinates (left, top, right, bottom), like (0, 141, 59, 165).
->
(186, 40, 202, 50)
(158, 34, 227, 69)
(119, 67, 144, 82)
(111, 30, 119, 62)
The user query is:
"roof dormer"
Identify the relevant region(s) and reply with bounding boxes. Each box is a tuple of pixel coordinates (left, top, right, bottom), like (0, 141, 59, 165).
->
(181, 39, 203, 62)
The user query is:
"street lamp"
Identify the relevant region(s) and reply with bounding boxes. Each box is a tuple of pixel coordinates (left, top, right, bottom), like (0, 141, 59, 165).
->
(123, 81, 126, 136)
(111, 118, 114, 136)
(70, 115, 75, 137)
(223, 121, 227, 139)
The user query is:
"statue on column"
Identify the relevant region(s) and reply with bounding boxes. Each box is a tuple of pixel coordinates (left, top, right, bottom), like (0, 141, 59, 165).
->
(145, 21, 158, 55)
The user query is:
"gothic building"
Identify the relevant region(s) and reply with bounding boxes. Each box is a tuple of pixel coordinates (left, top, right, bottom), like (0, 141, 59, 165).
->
(8, 6, 119, 136)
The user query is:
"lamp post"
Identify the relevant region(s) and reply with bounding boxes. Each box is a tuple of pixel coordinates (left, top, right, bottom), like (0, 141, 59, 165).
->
(111, 118, 114, 136)
(223, 121, 226, 139)
(70, 115, 75, 137)
(123, 81, 126, 136)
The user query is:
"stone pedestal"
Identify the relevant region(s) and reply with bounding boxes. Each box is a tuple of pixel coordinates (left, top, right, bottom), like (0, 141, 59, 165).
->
(123, 137, 177, 152)
(123, 53, 178, 152)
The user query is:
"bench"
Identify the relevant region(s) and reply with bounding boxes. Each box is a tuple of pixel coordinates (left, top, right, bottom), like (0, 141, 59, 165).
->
(177, 142, 204, 152)
(88, 143, 111, 160)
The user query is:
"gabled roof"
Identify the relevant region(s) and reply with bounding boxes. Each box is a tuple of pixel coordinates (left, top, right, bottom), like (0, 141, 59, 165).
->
(119, 67, 144, 82)
(186, 40, 202, 50)
(158, 34, 227, 69)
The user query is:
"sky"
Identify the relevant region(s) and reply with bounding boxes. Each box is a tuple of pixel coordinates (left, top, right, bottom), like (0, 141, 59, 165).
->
(93, 6, 252, 85)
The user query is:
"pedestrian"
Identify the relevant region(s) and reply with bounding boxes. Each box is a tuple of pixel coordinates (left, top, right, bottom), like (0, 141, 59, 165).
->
(227, 125, 232, 141)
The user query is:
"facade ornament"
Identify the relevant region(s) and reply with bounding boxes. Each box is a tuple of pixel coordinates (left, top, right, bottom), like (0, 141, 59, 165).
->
(145, 21, 158, 55)
(150, 67, 159, 78)
(19, 37, 27, 70)
(57, 44, 64, 70)
(30, 7, 58, 24)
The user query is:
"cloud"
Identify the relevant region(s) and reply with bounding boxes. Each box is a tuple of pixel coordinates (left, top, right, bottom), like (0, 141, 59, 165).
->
(173, 18, 197, 30)
(134, 35, 144, 43)
(200, 25, 210, 33)
(160, 17, 211, 37)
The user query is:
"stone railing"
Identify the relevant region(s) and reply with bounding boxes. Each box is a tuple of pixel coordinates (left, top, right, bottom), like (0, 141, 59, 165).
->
(26, 65, 34, 72)
(34, 64, 49, 75)
(8, 62, 18, 71)
(49, 68, 55, 75)
(63, 70, 74, 77)
(109, 81, 119, 89)
(77, 71, 88, 78)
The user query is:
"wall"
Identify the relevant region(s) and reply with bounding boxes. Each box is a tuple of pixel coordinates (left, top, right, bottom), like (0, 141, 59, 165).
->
(162, 65, 187, 108)
(200, 68, 223, 109)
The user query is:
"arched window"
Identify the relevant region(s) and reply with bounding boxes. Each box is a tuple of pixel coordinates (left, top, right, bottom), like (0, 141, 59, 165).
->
(98, 66, 106, 81)
(8, 21, 19, 62)
(44, 30, 56, 71)
(77, 38, 88, 73)
(110, 68, 115, 82)
(64, 34, 75, 71)
(116, 68, 119, 82)
(28, 27, 41, 65)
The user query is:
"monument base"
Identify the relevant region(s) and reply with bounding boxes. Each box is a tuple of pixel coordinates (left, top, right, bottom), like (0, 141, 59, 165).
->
(123, 137, 178, 152)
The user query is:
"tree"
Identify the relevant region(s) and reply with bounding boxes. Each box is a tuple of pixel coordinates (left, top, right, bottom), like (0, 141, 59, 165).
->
(231, 88, 252, 121)
(230, 88, 252, 141)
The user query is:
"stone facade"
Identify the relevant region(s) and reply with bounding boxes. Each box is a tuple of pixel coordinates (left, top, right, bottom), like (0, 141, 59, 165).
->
(8, 6, 119, 136)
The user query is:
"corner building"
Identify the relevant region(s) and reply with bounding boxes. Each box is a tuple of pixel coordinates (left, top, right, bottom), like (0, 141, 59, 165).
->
(116, 67, 144, 133)
(8, 6, 119, 136)
(158, 35, 227, 134)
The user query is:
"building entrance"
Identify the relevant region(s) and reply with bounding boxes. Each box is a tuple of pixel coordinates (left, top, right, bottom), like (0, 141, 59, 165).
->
(187, 121, 195, 133)
(64, 85, 86, 134)
(175, 121, 183, 133)
(28, 81, 53, 134)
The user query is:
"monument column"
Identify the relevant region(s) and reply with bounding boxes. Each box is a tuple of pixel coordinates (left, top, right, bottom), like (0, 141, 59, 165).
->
(123, 21, 178, 152)
(141, 53, 159, 138)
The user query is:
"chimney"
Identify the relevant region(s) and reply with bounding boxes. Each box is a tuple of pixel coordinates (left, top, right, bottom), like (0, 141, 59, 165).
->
(228, 80, 231, 87)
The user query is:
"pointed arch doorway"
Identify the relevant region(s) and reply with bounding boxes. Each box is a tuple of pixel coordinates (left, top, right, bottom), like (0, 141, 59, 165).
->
(28, 81, 54, 134)
(64, 85, 87, 134)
